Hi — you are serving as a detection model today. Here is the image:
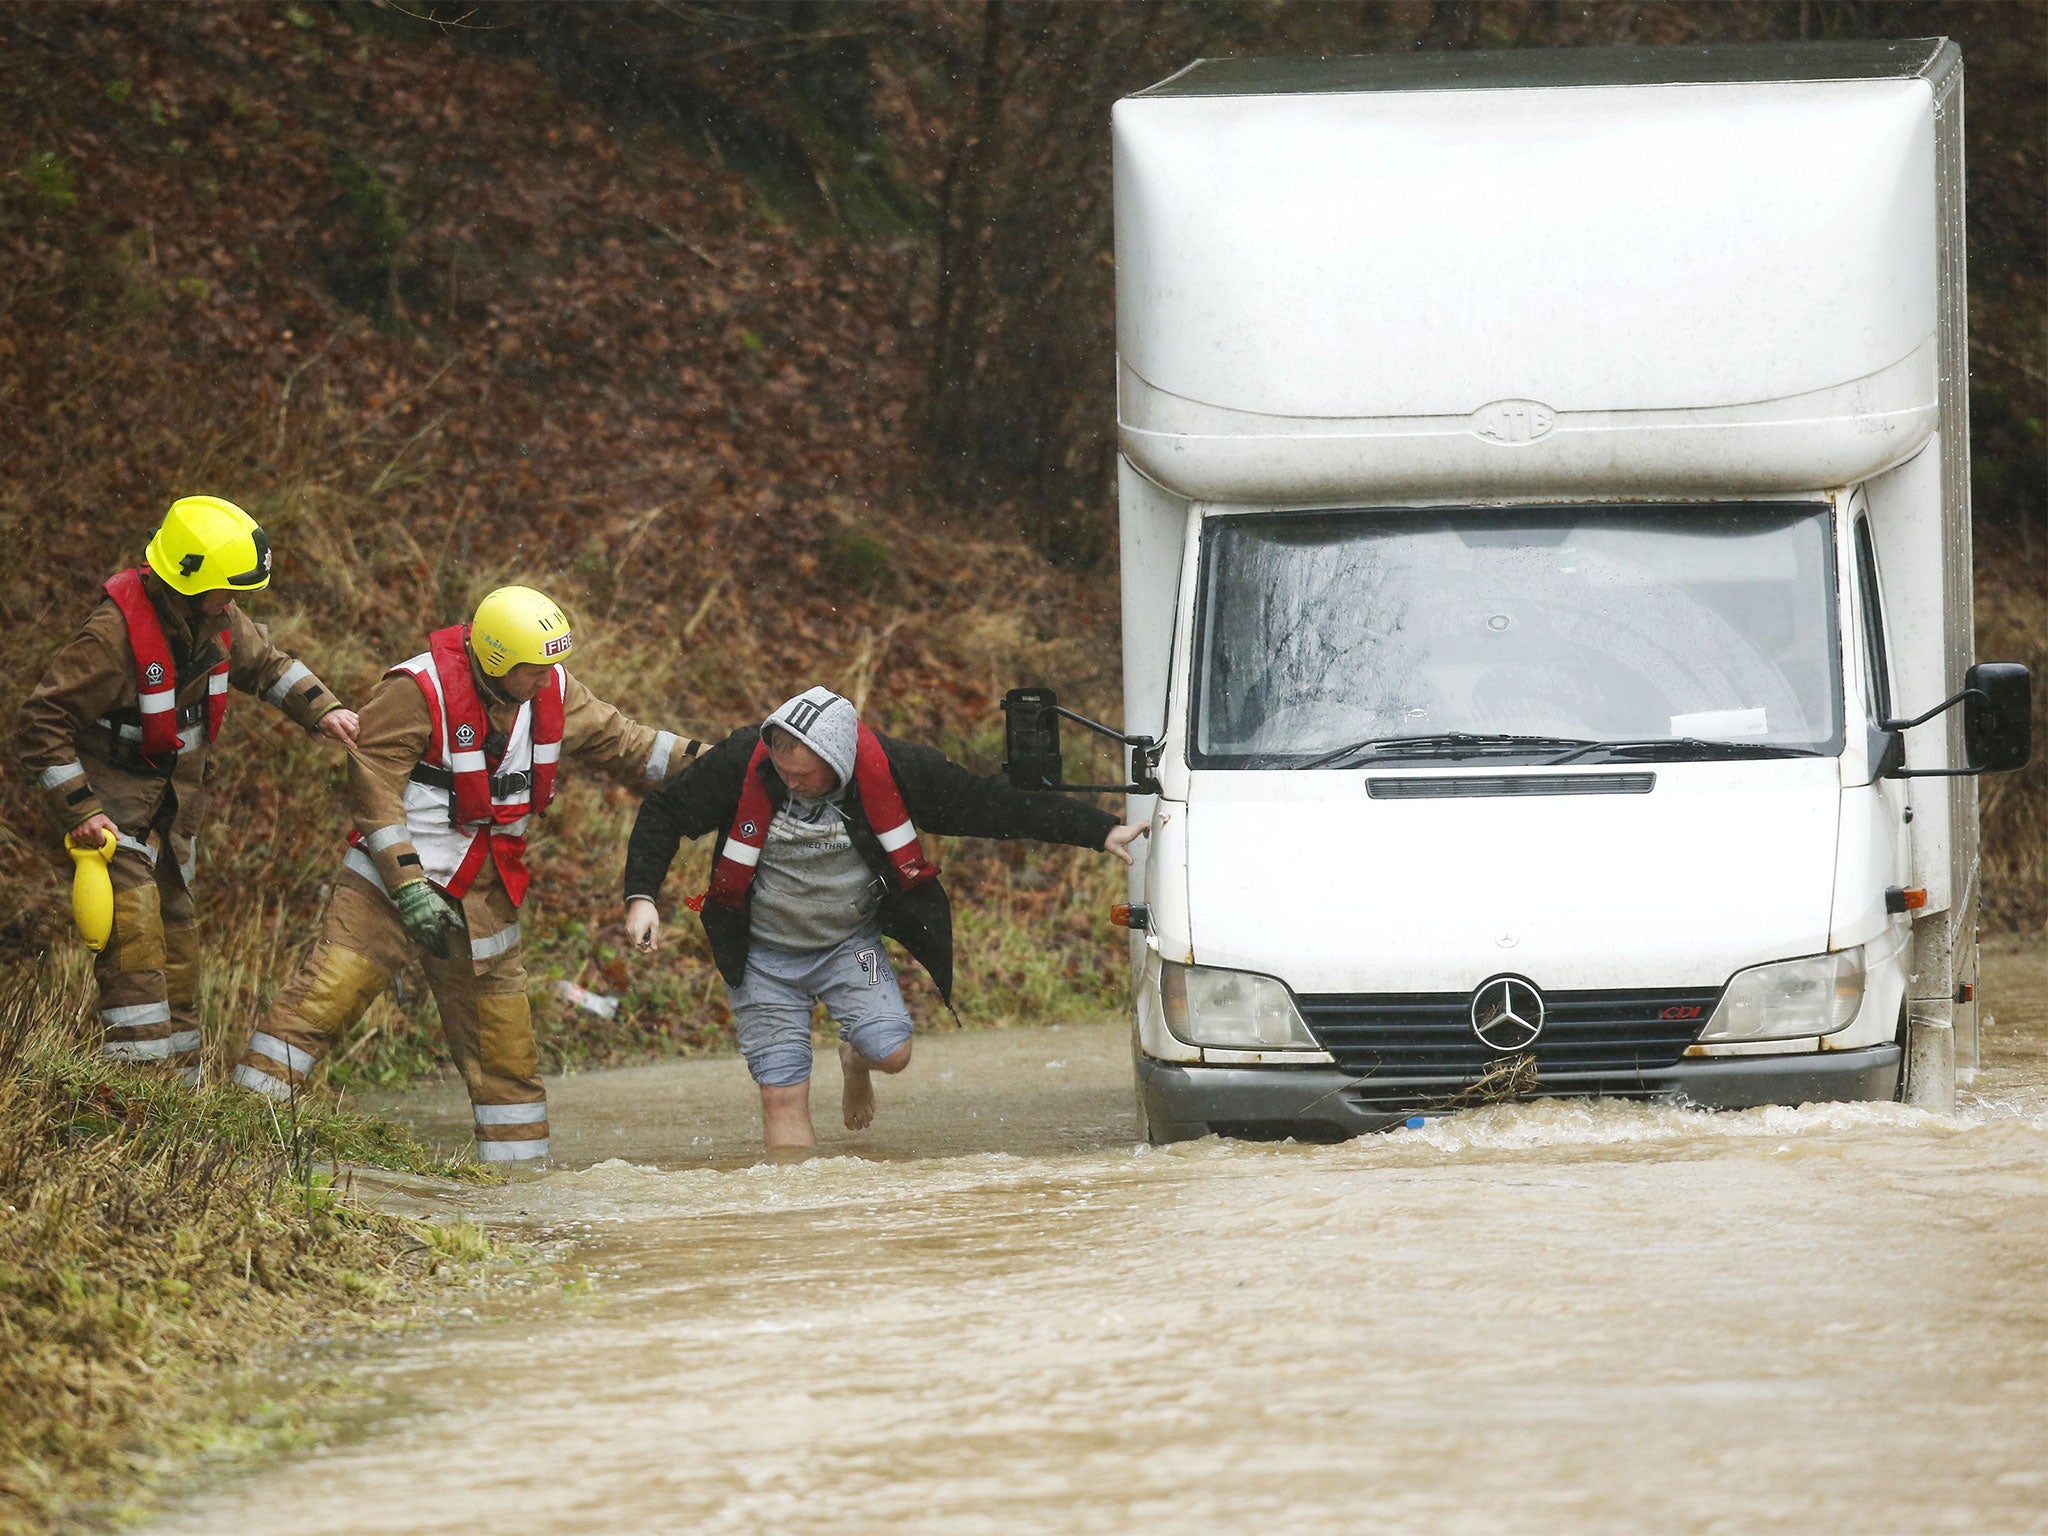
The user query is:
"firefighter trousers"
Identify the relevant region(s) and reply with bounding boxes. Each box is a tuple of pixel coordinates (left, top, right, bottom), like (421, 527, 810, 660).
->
(236, 871, 549, 1162)
(96, 835, 201, 1085)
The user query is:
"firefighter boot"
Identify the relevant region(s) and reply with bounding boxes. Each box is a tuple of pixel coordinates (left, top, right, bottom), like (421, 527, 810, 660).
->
(422, 931, 548, 1165)
(93, 839, 201, 1084)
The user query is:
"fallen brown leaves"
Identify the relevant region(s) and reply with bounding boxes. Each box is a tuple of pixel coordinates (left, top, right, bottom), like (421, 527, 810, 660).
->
(0, 2, 1129, 1074)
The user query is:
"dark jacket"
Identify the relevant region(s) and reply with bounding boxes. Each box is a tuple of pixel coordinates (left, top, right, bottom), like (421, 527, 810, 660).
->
(623, 726, 1119, 1003)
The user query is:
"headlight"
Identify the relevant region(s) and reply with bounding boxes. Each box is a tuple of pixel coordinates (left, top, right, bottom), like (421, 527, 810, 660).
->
(1697, 948, 1865, 1043)
(1160, 962, 1319, 1050)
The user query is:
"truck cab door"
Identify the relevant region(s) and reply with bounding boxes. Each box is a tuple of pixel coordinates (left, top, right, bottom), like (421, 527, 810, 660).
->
(1850, 507, 1910, 872)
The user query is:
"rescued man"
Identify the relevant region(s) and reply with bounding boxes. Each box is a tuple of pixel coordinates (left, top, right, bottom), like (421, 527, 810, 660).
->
(14, 496, 357, 1084)
(621, 685, 1147, 1151)
(235, 584, 705, 1166)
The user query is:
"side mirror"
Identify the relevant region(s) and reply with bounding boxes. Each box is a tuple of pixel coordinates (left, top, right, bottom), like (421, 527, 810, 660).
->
(1000, 686, 1162, 795)
(1884, 661, 2033, 778)
(1000, 687, 1064, 791)
(1963, 661, 2031, 772)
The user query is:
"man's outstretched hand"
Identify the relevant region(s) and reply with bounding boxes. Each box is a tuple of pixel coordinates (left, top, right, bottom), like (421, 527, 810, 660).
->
(1104, 823, 1151, 867)
(625, 897, 661, 954)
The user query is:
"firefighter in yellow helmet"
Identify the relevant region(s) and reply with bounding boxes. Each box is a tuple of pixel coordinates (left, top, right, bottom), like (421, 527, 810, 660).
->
(236, 585, 707, 1165)
(13, 497, 358, 1084)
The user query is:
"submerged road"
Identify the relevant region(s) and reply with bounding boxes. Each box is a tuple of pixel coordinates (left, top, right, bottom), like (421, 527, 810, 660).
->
(153, 946, 2048, 1535)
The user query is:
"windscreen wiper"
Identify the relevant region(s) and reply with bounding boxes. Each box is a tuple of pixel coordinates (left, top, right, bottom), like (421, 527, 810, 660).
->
(1543, 737, 1824, 766)
(1297, 732, 1598, 769)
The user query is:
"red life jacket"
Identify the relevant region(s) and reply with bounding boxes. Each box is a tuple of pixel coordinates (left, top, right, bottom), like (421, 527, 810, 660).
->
(696, 725, 937, 912)
(101, 567, 230, 761)
(416, 624, 564, 833)
(346, 624, 565, 905)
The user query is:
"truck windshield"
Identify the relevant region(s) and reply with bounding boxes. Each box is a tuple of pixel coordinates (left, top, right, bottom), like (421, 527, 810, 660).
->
(1192, 504, 1842, 767)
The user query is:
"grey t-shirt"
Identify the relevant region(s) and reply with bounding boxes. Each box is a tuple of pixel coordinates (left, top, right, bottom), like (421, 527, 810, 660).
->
(747, 793, 882, 952)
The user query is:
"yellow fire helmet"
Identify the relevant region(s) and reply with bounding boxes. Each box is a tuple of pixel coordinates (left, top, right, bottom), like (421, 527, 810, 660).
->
(145, 495, 273, 596)
(470, 585, 575, 676)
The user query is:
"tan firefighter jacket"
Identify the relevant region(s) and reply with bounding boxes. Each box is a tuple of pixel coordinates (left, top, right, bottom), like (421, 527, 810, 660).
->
(15, 577, 343, 879)
(343, 658, 701, 966)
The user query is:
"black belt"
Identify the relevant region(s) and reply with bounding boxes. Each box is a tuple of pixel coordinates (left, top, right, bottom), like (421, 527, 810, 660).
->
(100, 698, 209, 731)
(84, 725, 185, 777)
(410, 763, 532, 799)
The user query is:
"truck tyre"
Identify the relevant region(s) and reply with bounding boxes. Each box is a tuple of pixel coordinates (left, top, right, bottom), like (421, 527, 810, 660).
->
(1136, 1083, 1177, 1145)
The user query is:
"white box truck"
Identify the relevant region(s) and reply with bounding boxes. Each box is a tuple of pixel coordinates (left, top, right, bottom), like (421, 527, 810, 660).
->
(1002, 39, 2032, 1139)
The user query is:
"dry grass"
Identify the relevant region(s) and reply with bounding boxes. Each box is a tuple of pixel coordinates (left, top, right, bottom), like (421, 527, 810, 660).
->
(0, 952, 500, 1534)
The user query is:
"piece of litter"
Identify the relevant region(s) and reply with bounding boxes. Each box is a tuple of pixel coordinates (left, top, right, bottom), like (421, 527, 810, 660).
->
(554, 980, 619, 1019)
(1405, 1117, 1426, 1129)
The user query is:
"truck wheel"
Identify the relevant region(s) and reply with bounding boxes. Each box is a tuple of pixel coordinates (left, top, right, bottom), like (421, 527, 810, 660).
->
(1135, 1082, 1166, 1145)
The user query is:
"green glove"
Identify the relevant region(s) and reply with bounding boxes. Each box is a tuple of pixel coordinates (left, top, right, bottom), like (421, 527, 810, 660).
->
(393, 878, 460, 960)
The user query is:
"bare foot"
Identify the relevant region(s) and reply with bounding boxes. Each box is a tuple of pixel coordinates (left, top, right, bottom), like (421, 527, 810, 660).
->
(840, 1040, 876, 1130)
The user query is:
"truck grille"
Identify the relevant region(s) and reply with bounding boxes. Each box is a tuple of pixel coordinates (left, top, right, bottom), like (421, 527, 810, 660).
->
(1296, 987, 1721, 1113)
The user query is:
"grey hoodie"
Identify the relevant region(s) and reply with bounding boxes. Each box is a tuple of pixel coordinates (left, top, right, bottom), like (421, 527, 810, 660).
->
(749, 687, 880, 952)
(762, 685, 859, 788)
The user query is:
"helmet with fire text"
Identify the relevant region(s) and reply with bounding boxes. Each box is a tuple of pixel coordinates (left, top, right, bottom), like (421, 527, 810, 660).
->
(469, 585, 575, 676)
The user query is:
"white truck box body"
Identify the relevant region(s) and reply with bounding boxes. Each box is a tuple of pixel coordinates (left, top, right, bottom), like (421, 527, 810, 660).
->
(1112, 42, 1981, 1132)
(1114, 44, 1947, 503)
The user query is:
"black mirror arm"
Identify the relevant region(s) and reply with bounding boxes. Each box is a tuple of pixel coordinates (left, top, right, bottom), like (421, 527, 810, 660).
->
(1047, 703, 1148, 749)
(1879, 686, 1998, 778)
(1041, 706, 1161, 795)
(1882, 687, 1986, 735)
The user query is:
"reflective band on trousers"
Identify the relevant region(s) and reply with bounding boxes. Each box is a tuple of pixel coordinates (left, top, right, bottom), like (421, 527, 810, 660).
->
(104, 1029, 201, 1061)
(264, 660, 313, 705)
(115, 832, 158, 864)
(38, 760, 85, 789)
(102, 999, 172, 1028)
(247, 1030, 318, 1075)
(473, 1100, 549, 1126)
(646, 731, 677, 781)
(234, 1062, 294, 1101)
(468, 922, 521, 961)
(475, 1138, 549, 1162)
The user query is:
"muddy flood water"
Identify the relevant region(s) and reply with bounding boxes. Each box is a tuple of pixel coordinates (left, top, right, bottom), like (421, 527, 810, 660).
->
(153, 943, 2048, 1536)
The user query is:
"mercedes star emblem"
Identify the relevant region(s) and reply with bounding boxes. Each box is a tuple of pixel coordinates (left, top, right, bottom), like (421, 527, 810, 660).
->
(1470, 974, 1545, 1052)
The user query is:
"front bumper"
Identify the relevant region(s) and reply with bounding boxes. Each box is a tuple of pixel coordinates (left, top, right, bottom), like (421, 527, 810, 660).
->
(1134, 1044, 1902, 1143)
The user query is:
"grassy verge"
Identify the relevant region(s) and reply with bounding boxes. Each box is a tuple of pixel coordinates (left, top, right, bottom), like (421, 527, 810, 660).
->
(0, 952, 507, 1535)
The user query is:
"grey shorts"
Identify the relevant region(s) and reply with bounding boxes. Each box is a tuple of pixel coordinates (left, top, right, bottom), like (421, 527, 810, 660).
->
(727, 928, 914, 1087)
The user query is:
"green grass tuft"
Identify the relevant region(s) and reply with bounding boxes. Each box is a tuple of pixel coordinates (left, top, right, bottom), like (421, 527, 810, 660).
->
(0, 954, 503, 1532)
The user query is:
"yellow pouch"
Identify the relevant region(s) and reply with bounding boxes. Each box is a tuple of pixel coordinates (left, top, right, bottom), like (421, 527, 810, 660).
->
(66, 829, 117, 953)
